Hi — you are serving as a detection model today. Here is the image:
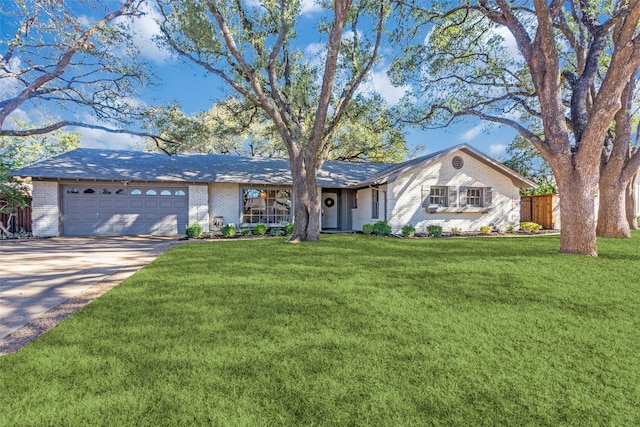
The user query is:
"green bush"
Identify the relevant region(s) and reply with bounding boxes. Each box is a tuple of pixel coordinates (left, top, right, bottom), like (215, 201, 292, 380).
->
(362, 224, 374, 234)
(221, 224, 237, 237)
(373, 220, 392, 236)
(506, 224, 516, 233)
(240, 228, 251, 237)
(479, 225, 492, 234)
(270, 228, 283, 236)
(185, 222, 203, 239)
(401, 224, 416, 237)
(253, 223, 268, 236)
(520, 222, 542, 232)
(450, 227, 462, 236)
(283, 222, 294, 235)
(426, 224, 442, 237)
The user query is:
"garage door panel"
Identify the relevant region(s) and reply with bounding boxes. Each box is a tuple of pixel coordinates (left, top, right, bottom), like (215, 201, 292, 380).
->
(63, 184, 189, 236)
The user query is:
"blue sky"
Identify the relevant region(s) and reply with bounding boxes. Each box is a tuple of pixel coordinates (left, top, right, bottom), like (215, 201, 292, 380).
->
(3, 1, 518, 161)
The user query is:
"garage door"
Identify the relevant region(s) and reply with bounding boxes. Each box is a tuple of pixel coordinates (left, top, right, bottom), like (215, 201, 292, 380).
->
(62, 184, 189, 236)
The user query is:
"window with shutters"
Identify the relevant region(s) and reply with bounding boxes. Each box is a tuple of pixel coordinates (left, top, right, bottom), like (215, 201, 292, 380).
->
(466, 188, 483, 206)
(429, 187, 448, 206)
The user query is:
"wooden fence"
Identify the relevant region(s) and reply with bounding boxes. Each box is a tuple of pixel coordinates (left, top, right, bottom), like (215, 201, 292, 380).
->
(520, 194, 557, 229)
(0, 199, 32, 233)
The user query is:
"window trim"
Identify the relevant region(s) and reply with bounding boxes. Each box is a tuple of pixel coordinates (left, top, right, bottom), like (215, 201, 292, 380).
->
(240, 186, 292, 226)
(466, 187, 483, 207)
(371, 188, 380, 219)
(429, 186, 448, 207)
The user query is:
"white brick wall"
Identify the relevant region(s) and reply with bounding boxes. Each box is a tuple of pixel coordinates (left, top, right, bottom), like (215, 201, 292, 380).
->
(188, 185, 210, 231)
(351, 185, 388, 232)
(385, 151, 521, 233)
(209, 183, 240, 228)
(352, 152, 522, 234)
(31, 181, 60, 237)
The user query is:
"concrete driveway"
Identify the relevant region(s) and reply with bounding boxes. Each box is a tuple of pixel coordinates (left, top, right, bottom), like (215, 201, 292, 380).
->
(0, 236, 183, 345)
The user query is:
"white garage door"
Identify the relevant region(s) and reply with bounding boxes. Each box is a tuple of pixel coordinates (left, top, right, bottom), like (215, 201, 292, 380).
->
(62, 184, 189, 236)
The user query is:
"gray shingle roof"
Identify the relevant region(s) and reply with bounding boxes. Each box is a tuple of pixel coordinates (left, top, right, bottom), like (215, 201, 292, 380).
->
(12, 148, 391, 187)
(13, 144, 536, 189)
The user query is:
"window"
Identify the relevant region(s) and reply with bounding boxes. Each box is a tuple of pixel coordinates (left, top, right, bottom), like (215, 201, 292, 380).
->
(145, 189, 157, 196)
(160, 190, 172, 196)
(241, 187, 292, 225)
(83, 188, 95, 194)
(66, 188, 79, 194)
(100, 189, 111, 195)
(429, 187, 447, 206)
(175, 190, 186, 196)
(115, 189, 126, 195)
(131, 189, 142, 195)
(372, 188, 379, 219)
(467, 188, 483, 206)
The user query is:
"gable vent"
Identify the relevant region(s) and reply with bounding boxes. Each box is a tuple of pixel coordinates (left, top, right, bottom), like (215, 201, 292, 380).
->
(452, 156, 464, 169)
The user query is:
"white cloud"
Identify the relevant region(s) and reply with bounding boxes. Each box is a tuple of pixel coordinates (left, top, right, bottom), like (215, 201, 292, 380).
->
(72, 113, 144, 150)
(369, 69, 408, 106)
(494, 27, 520, 59)
(301, 0, 322, 15)
(459, 124, 484, 142)
(76, 127, 144, 151)
(490, 143, 507, 155)
(118, 3, 171, 64)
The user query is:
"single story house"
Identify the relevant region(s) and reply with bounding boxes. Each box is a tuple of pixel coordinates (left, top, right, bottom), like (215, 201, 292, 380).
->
(13, 144, 536, 237)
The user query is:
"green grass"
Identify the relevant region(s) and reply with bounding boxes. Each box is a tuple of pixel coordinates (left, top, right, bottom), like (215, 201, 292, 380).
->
(2, 233, 640, 425)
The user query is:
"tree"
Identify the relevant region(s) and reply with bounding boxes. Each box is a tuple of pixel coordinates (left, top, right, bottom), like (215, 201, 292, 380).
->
(155, 0, 389, 242)
(393, 1, 640, 255)
(597, 79, 640, 236)
(0, 129, 79, 234)
(502, 135, 557, 196)
(0, 0, 172, 145)
(145, 94, 408, 162)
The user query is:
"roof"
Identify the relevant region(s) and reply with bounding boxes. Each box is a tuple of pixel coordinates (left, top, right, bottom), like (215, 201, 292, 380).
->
(358, 143, 536, 189)
(12, 148, 390, 188)
(12, 144, 536, 189)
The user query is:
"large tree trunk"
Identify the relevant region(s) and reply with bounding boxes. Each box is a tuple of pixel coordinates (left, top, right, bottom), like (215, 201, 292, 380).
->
(288, 153, 321, 242)
(627, 174, 639, 230)
(596, 158, 631, 238)
(555, 167, 599, 256)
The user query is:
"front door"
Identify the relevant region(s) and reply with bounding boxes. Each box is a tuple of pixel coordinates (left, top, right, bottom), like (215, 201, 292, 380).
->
(322, 193, 338, 229)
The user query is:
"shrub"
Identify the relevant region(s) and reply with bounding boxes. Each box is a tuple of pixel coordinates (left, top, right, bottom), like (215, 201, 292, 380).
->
(185, 222, 203, 239)
(283, 222, 294, 235)
(362, 224, 374, 234)
(426, 224, 443, 237)
(221, 224, 236, 237)
(373, 220, 392, 236)
(506, 224, 516, 233)
(520, 221, 542, 232)
(270, 228, 283, 236)
(253, 223, 268, 236)
(240, 228, 251, 237)
(479, 225, 492, 234)
(401, 224, 416, 237)
(450, 227, 462, 236)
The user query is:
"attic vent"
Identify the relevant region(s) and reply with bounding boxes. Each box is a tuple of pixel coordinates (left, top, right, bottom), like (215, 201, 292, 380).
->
(452, 156, 464, 169)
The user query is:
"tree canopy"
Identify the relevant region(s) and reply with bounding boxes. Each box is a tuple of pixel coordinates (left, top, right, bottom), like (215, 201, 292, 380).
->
(0, 0, 171, 145)
(393, 0, 640, 255)
(155, 0, 391, 241)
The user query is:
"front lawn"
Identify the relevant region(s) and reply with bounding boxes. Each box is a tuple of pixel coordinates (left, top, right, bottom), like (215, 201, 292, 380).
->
(1, 233, 639, 425)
